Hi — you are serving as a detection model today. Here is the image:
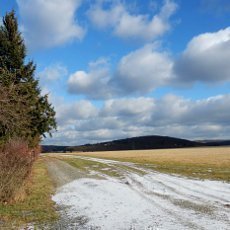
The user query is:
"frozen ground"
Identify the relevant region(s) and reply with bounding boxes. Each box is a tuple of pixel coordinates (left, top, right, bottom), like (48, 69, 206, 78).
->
(48, 156, 230, 230)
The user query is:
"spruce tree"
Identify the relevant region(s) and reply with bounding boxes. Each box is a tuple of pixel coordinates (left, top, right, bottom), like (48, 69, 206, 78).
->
(0, 11, 56, 146)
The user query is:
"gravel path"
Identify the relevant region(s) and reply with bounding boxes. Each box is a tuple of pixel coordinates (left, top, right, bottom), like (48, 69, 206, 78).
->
(45, 155, 230, 230)
(45, 157, 87, 187)
(42, 157, 92, 229)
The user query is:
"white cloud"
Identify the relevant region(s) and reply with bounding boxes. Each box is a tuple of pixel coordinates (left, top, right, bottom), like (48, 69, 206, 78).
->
(116, 43, 173, 93)
(38, 64, 68, 82)
(68, 58, 114, 99)
(43, 94, 230, 145)
(89, 57, 109, 69)
(17, 0, 85, 49)
(88, 0, 177, 41)
(67, 27, 230, 100)
(37, 64, 68, 96)
(56, 100, 99, 126)
(102, 97, 155, 117)
(88, 2, 124, 29)
(67, 44, 173, 99)
(149, 94, 230, 129)
(174, 27, 230, 84)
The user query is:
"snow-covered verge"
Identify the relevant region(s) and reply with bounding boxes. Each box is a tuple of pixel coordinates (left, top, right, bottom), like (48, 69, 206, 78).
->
(52, 156, 230, 230)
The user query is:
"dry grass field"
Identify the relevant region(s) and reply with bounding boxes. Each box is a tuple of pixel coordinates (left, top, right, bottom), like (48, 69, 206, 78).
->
(71, 147, 230, 181)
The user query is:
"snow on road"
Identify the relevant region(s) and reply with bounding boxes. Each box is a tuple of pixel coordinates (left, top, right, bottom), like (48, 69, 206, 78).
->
(52, 156, 230, 230)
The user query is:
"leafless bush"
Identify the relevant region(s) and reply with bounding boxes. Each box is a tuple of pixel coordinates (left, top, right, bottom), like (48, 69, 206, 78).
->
(0, 139, 39, 203)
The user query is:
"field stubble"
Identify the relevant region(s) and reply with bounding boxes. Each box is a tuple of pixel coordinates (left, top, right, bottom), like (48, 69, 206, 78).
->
(69, 147, 230, 181)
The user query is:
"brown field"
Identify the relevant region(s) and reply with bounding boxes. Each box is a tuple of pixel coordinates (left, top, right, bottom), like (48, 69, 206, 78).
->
(70, 147, 230, 181)
(73, 147, 230, 165)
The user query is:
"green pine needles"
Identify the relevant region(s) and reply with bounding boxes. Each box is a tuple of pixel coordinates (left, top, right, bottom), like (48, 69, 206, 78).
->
(0, 11, 57, 147)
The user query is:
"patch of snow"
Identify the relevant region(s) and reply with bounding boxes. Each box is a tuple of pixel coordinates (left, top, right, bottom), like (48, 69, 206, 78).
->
(53, 176, 230, 229)
(53, 156, 230, 229)
(53, 178, 183, 229)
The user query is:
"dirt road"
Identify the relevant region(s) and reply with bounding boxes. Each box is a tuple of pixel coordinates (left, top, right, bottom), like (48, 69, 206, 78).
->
(46, 155, 230, 230)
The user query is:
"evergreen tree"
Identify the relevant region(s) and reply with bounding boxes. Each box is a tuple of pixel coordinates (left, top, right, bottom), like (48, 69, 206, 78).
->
(0, 11, 56, 146)
(0, 70, 29, 144)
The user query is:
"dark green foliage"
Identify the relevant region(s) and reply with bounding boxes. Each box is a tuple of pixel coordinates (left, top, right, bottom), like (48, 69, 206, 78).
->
(0, 11, 56, 146)
(0, 78, 30, 144)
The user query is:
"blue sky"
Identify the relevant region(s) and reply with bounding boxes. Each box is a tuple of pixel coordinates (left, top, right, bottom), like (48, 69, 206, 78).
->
(1, 0, 230, 145)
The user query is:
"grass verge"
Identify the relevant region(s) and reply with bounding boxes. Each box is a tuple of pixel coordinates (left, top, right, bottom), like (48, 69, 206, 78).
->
(0, 158, 58, 229)
(58, 157, 121, 178)
(141, 161, 230, 182)
(70, 147, 230, 182)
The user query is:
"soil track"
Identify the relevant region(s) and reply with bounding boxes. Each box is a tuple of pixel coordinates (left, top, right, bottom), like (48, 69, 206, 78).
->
(46, 155, 230, 230)
(45, 158, 87, 187)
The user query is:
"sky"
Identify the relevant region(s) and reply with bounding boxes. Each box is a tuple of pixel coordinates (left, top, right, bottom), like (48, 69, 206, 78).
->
(1, 0, 230, 145)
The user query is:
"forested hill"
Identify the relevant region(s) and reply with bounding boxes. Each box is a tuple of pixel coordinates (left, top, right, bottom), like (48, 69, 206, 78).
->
(42, 135, 204, 152)
(197, 140, 230, 146)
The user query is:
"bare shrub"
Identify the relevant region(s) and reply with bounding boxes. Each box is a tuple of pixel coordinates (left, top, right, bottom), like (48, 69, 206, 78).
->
(0, 139, 39, 203)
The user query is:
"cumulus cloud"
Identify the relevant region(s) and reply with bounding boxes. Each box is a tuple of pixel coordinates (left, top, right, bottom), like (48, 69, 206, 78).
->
(17, 0, 85, 49)
(116, 43, 173, 93)
(67, 27, 230, 100)
(101, 97, 155, 118)
(67, 44, 173, 99)
(150, 94, 230, 127)
(37, 64, 68, 96)
(43, 94, 230, 145)
(88, 0, 177, 41)
(68, 58, 115, 99)
(56, 100, 99, 126)
(174, 27, 230, 84)
(38, 64, 68, 82)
